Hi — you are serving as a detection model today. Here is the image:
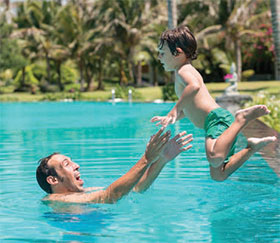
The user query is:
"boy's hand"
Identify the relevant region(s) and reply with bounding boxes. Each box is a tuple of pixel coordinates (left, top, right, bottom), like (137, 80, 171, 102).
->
(151, 116, 169, 127)
(145, 127, 171, 164)
(151, 113, 177, 127)
(160, 131, 193, 163)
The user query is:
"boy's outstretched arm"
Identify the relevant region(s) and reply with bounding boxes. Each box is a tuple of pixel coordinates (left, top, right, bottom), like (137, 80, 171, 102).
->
(133, 131, 193, 193)
(151, 69, 201, 127)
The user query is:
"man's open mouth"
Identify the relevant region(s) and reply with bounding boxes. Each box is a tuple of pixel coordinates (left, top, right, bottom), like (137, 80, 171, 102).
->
(74, 172, 82, 181)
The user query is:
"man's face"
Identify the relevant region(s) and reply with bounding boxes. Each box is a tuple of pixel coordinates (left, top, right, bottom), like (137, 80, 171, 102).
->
(48, 154, 84, 193)
(158, 42, 177, 71)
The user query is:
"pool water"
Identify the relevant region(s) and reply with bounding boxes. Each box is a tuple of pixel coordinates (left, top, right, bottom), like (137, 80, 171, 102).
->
(0, 102, 279, 242)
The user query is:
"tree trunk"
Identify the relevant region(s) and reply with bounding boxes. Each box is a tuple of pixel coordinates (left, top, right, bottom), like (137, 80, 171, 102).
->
(4, 0, 10, 9)
(167, 0, 177, 29)
(97, 59, 104, 90)
(119, 60, 128, 86)
(46, 53, 51, 83)
(270, 0, 280, 80)
(227, 0, 233, 13)
(85, 64, 94, 91)
(79, 60, 85, 92)
(119, 61, 123, 85)
(128, 49, 136, 84)
(56, 62, 63, 91)
(21, 66, 26, 90)
(152, 65, 158, 86)
(167, 0, 177, 83)
(234, 39, 242, 82)
(131, 62, 137, 85)
(136, 61, 142, 86)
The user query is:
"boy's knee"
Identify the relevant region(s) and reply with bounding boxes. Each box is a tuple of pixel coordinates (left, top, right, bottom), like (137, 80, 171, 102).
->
(210, 173, 227, 182)
(210, 164, 228, 182)
(207, 154, 225, 168)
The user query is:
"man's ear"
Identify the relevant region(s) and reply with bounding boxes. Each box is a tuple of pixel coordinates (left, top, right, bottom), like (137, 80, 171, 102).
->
(46, 176, 59, 185)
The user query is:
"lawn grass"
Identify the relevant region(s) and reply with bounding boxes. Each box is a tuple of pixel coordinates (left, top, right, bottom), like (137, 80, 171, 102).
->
(137, 86, 162, 102)
(0, 81, 279, 102)
(0, 92, 45, 102)
(206, 81, 280, 98)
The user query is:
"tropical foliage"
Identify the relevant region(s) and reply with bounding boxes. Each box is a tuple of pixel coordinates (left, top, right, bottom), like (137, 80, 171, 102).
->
(0, 0, 276, 94)
(245, 91, 280, 132)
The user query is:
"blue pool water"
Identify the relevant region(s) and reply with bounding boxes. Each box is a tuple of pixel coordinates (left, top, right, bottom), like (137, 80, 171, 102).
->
(0, 102, 279, 242)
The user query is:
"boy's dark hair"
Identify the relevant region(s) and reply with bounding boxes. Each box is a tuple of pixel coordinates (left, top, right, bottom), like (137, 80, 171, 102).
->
(36, 152, 60, 194)
(159, 26, 197, 60)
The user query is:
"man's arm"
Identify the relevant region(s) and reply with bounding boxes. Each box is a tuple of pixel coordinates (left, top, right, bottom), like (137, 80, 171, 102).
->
(46, 128, 171, 204)
(133, 131, 193, 193)
(90, 127, 171, 203)
(84, 187, 104, 192)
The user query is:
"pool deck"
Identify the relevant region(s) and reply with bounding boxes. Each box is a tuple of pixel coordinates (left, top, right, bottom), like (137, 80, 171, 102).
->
(242, 119, 280, 177)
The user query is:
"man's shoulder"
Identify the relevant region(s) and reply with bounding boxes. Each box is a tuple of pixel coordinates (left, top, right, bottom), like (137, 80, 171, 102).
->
(43, 193, 76, 202)
(84, 186, 104, 192)
(43, 190, 105, 203)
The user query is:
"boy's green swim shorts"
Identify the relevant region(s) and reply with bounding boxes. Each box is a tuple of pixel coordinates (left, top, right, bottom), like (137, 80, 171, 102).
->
(204, 107, 237, 163)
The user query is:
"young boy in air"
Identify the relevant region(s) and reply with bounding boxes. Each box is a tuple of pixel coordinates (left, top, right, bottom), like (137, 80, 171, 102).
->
(151, 26, 277, 181)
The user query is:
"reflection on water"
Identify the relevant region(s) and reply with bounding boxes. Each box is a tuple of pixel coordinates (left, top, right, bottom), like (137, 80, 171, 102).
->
(242, 119, 280, 176)
(43, 201, 115, 241)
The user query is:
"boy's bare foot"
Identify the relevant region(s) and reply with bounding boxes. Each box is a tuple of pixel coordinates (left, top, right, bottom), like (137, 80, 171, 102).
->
(235, 105, 270, 126)
(247, 136, 277, 152)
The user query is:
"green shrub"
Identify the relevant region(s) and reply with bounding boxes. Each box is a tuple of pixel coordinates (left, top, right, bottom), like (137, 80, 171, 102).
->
(114, 85, 142, 100)
(0, 69, 15, 94)
(39, 81, 61, 92)
(245, 91, 280, 132)
(13, 65, 39, 91)
(41, 92, 81, 101)
(61, 64, 79, 85)
(162, 82, 177, 101)
(64, 83, 80, 92)
(242, 69, 254, 81)
(0, 85, 15, 94)
(32, 62, 47, 81)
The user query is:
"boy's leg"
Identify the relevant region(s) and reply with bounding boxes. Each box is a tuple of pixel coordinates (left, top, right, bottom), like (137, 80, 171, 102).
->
(210, 136, 277, 181)
(206, 105, 269, 167)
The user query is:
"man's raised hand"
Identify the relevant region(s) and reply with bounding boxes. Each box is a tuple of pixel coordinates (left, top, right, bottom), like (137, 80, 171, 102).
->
(160, 131, 193, 163)
(145, 127, 171, 164)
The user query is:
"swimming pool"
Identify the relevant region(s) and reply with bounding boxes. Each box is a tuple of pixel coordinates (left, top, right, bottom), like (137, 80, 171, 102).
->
(0, 102, 279, 242)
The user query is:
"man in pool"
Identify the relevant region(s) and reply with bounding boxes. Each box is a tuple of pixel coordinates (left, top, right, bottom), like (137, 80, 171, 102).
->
(36, 127, 193, 204)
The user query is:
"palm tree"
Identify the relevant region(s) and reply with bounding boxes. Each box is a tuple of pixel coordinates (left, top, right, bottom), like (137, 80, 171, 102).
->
(167, 0, 177, 29)
(11, 0, 44, 91)
(182, 0, 270, 81)
(270, 0, 280, 80)
(12, 38, 38, 92)
(54, 1, 104, 91)
(97, 0, 165, 86)
(12, 0, 68, 91)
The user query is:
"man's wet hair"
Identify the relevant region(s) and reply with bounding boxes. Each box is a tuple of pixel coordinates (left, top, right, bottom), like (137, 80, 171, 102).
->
(36, 152, 60, 194)
(159, 25, 197, 60)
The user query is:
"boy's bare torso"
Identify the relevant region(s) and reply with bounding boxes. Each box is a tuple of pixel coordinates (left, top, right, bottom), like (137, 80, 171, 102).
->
(175, 64, 219, 129)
